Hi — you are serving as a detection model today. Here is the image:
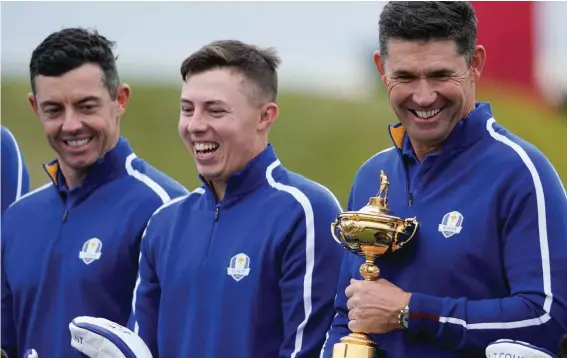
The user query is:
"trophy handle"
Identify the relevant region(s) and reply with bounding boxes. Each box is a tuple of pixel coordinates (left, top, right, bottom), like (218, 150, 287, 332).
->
(401, 218, 419, 247)
(331, 221, 341, 244)
(393, 218, 419, 251)
(406, 217, 419, 238)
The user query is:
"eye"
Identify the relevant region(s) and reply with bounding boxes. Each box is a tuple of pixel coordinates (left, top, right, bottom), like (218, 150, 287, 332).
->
(44, 108, 61, 117)
(432, 73, 451, 79)
(394, 75, 415, 82)
(209, 109, 226, 116)
(181, 107, 194, 115)
(81, 104, 97, 113)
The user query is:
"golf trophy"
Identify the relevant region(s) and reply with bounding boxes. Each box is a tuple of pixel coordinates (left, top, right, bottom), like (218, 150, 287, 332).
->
(330, 170, 419, 358)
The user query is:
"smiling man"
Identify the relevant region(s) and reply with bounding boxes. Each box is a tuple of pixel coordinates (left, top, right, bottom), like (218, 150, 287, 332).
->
(124, 40, 344, 358)
(322, 2, 567, 357)
(0, 28, 187, 358)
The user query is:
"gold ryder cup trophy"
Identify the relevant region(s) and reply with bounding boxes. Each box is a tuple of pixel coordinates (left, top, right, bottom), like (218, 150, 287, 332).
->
(330, 170, 419, 358)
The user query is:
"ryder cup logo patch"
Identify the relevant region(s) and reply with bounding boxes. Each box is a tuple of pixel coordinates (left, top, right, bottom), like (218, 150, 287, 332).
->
(438, 211, 464, 238)
(79, 238, 103, 265)
(227, 253, 251, 282)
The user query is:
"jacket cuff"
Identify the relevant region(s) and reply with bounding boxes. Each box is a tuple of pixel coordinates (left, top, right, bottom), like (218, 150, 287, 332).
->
(407, 292, 444, 337)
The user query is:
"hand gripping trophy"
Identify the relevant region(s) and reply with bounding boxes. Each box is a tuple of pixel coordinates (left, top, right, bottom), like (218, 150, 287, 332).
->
(330, 170, 419, 358)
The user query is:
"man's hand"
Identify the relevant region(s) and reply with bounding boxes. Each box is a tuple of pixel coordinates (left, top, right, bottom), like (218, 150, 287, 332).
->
(69, 316, 153, 358)
(345, 278, 411, 334)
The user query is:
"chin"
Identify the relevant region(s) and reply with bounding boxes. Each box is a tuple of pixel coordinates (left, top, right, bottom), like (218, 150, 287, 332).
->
(408, 128, 446, 144)
(62, 154, 99, 170)
(197, 168, 224, 181)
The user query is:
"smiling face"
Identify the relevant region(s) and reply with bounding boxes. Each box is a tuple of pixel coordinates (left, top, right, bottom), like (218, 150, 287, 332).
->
(29, 63, 130, 181)
(375, 39, 485, 148)
(178, 67, 278, 184)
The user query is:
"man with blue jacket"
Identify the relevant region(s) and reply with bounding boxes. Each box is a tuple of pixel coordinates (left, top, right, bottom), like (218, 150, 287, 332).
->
(1, 28, 187, 358)
(1, 126, 30, 216)
(322, 2, 567, 357)
(127, 40, 344, 357)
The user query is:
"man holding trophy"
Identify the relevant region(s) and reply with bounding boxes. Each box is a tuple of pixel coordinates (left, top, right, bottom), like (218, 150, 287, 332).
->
(322, 2, 567, 357)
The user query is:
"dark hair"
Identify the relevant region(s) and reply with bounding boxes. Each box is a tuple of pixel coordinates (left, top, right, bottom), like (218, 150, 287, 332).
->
(379, 1, 478, 63)
(180, 40, 280, 103)
(29, 28, 120, 99)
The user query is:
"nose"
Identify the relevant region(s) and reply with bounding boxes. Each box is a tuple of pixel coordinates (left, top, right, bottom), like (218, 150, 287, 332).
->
(61, 111, 82, 133)
(185, 110, 208, 134)
(412, 79, 437, 108)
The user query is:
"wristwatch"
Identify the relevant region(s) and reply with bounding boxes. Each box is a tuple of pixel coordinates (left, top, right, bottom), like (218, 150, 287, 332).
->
(398, 305, 409, 329)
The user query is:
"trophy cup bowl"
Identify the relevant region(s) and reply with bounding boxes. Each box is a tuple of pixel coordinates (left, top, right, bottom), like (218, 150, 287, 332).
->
(330, 171, 418, 358)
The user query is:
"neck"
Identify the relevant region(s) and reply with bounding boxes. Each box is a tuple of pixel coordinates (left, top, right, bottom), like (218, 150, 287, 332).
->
(209, 180, 227, 201)
(59, 163, 87, 189)
(412, 141, 442, 162)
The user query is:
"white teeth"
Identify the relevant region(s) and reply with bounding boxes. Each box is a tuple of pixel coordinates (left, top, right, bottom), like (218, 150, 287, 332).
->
(67, 138, 90, 147)
(415, 109, 441, 119)
(194, 142, 219, 151)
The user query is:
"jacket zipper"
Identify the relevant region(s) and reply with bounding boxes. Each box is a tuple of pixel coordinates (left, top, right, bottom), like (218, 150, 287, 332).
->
(388, 128, 413, 207)
(204, 203, 221, 260)
(57, 189, 71, 241)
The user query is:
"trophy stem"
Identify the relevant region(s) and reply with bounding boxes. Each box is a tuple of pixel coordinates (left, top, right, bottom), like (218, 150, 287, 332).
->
(359, 253, 380, 281)
(333, 332, 378, 358)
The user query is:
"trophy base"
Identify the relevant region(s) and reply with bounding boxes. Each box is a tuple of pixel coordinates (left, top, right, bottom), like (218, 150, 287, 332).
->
(332, 333, 379, 358)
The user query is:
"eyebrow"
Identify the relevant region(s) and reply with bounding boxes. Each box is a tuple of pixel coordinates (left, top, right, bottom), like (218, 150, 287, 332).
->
(180, 98, 228, 106)
(39, 96, 101, 108)
(391, 69, 455, 77)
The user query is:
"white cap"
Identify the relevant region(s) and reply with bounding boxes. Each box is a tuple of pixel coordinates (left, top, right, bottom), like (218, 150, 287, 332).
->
(486, 339, 556, 358)
(69, 316, 153, 358)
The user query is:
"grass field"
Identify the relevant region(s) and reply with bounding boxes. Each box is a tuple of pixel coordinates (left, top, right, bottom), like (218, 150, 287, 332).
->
(2, 79, 566, 206)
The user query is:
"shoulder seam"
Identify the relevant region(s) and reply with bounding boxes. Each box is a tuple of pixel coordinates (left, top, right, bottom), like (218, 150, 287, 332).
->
(9, 182, 52, 208)
(125, 153, 186, 204)
(151, 187, 205, 218)
(360, 146, 395, 167)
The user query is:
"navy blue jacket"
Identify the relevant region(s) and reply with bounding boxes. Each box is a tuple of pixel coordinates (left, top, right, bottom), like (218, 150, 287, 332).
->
(131, 144, 344, 357)
(322, 103, 567, 357)
(1, 126, 30, 216)
(1, 137, 188, 358)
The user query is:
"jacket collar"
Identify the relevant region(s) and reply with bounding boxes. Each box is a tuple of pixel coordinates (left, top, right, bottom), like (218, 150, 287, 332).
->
(44, 137, 134, 197)
(199, 143, 278, 204)
(389, 102, 494, 152)
(401, 132, 416, 159)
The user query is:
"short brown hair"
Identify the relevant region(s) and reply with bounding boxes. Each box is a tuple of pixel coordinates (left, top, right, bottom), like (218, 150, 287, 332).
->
(180, 40, 281, 103)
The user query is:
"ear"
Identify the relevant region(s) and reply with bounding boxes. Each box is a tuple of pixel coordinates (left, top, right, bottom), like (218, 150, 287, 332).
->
(470, 45, 487, 82)
(373, 51, 388, 86)
(115, 84, 131, 116)
(28, 92, 39, 116)
(257, 102, 279, 132)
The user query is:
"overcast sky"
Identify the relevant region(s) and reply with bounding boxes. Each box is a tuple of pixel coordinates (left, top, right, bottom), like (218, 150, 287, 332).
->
(2, 1, 566, 99)
(1, 1, 388, 97)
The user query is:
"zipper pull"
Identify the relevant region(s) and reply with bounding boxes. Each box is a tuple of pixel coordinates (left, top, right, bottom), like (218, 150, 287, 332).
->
(214, 205, 220, 221)
(62, 209, 68, 223)
(408, 193, 413, 207)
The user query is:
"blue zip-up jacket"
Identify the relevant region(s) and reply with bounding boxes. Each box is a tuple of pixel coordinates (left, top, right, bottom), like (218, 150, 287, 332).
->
(322, 102, 567, 357)
(1, 137, 187, 358)
(131, 144, 344, 358)
(1, 126, 30, 216)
